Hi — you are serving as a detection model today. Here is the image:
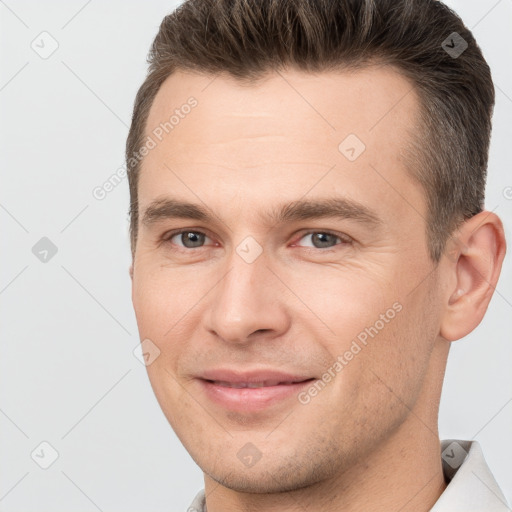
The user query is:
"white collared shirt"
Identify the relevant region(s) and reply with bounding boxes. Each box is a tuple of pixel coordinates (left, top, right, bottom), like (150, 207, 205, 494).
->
(187, 439, 511, 511)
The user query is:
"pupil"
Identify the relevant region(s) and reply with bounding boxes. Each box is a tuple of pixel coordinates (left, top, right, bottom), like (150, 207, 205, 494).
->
(313, 233, 334, 248)
(183, 232, 204, 248)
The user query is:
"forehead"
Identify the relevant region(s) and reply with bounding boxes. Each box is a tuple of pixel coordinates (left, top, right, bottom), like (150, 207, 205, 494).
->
(139, 66, 424, 230)
(145, 65, 419, 147)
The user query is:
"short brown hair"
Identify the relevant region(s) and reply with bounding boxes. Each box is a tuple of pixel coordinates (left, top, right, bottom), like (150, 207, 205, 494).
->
(126, 0, 494, 263)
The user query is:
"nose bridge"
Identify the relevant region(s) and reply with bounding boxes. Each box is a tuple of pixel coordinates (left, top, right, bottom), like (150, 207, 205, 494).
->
(217, 249, 270, 321)
(206, 247, 287, 342)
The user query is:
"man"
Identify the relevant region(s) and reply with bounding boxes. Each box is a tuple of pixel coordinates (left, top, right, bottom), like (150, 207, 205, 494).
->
(127, 0, 510, 510)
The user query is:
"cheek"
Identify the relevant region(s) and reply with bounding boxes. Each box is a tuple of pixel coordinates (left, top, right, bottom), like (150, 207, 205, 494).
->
(309, 273, 433, 413)
(132, 264, 196, 336)
(289, 265, 393, 345)
(131, 273, 192, 398)
(358, 297, 436, 409)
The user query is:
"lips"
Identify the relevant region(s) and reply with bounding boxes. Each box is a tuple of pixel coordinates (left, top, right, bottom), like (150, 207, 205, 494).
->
(196, 368, 316, 412)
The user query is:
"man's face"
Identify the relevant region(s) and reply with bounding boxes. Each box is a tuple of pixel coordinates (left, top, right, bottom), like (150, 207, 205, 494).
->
(131, 67, 445, 492)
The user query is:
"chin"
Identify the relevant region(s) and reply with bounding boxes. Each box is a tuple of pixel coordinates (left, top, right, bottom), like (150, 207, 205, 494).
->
(200, 451, 332, 495)
(207, 468, 317, 494)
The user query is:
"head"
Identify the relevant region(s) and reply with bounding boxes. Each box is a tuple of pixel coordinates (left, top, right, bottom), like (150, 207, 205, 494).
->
(127, 0, 505, 498)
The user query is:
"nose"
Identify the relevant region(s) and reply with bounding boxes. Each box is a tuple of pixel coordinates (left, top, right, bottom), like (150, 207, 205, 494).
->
(203, 251, 291, 344)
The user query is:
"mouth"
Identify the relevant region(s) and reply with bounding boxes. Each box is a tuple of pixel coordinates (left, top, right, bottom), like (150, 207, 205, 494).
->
(204, 379, 314, 388)
(196, 371, 316, 412)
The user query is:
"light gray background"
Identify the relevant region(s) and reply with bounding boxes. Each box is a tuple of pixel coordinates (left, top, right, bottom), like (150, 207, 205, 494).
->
(0, 1, 511, 510)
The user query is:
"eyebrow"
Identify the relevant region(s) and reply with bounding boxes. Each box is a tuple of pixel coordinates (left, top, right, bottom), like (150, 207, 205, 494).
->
(141, 196, 383, 230)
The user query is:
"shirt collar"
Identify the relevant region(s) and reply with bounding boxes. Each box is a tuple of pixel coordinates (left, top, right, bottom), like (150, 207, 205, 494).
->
(431, 439, 510, 511)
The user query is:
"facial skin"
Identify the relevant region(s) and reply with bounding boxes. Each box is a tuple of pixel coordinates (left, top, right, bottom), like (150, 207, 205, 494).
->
(130, 67, 506, 512)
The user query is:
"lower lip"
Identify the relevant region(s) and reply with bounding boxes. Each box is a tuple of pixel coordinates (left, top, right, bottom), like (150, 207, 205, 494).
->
(197, 379, 315, 412)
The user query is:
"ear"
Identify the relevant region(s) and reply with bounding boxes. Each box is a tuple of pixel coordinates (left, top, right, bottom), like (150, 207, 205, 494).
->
(440, 211, 506, 341)
(129, 264, 134, 281)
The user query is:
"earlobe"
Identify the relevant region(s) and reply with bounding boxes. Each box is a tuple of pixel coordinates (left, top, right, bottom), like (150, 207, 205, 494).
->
(439, 211, 506, 342)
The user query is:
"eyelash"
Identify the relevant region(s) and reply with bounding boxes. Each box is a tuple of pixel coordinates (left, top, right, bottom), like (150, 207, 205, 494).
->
(160, 229, 353, 253)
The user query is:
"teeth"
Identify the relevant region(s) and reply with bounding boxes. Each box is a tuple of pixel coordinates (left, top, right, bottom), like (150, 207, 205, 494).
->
(213, 380, 295, 388)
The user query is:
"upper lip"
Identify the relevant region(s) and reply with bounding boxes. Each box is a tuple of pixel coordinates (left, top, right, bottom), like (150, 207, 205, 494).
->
(198, 368, 314, 385)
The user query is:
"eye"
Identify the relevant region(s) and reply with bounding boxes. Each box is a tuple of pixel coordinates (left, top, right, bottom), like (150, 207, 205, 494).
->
(161, 229, 352, 252)
(164, 230, 213, 249)
(294, 231, 352, 250)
